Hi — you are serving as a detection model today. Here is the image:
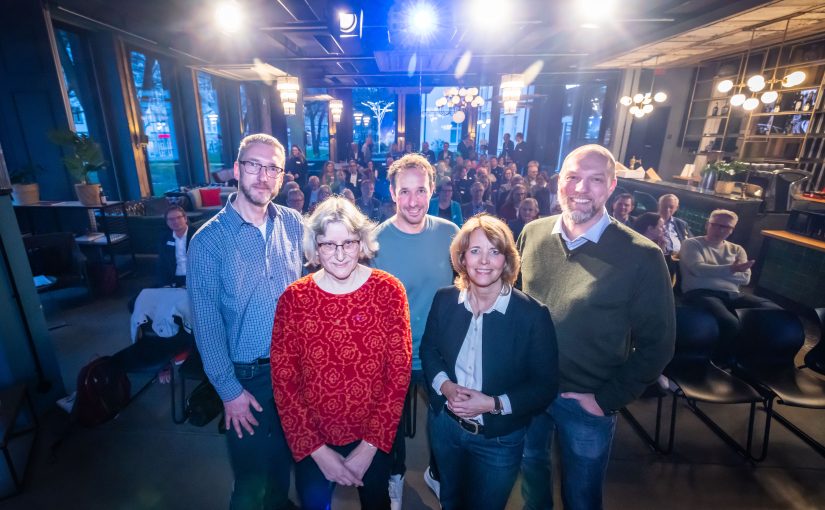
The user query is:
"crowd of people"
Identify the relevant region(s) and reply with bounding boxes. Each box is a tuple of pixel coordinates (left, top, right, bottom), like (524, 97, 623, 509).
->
(177, 132, 780, 510)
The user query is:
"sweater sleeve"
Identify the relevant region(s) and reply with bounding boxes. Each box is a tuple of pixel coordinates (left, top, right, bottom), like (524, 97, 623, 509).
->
(680, 238, 738, 278)
(270, 287, 326, 461)
(594, 248, 676, 412)
(363, 280, 412, 453)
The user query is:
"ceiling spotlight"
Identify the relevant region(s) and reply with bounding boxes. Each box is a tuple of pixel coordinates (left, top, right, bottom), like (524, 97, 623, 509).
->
(730, 93, 746, 107)
(717, 79, 734, 93)
(760, 90, 778, 104)
(746, 75, 765, 92)
(407, 2, 437, 38)
(742, 97, 760, 111)
(653, 92, 667, 103)
(619, 96, 633, 106)
(215, 1, 243, 34)
(782, 70, 806, 87)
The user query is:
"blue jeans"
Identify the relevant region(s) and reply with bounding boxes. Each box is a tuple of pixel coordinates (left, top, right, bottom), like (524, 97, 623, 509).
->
(429, 408, 525, 510)
(521, 396, 617, 510)
(295, 440, 392, 510)
(227, 362, 293, 510)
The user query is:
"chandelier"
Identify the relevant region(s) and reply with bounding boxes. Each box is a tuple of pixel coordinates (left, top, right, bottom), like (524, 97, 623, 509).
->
(276, 76, 299, 116)
(329, 99, 343, 123)
(500, 74, 524, 114)
(435, 87, 484, 123)
(716, 24, 806, 111)
(619, 58, 667, 119)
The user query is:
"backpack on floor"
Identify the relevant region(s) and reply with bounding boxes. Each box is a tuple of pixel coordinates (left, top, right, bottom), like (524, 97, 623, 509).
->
(74, 356, 131, 426)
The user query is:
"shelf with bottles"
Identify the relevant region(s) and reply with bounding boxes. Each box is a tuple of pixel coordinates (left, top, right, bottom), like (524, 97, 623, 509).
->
(745, 110, 813, 137)
(741, 137, 803, 161)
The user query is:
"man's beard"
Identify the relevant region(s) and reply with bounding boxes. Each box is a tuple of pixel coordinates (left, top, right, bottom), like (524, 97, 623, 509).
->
(240, 180, 275, 207)
(560, 193, 598, 224)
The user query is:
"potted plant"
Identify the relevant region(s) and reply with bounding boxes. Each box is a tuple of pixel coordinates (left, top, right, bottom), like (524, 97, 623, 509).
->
(9, 163, 42, 205)
(48, 128, 106, 206)
(700, 160, 748, 194)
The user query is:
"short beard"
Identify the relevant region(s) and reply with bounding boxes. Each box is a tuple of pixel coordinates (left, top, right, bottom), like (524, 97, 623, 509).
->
(562, 208, 596, 224)
(240, 180, 274, 207)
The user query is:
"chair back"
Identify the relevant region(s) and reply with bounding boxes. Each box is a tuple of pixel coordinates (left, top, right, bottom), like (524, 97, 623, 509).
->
(803, 308, 825, 375)
(23, 232, 81, 276)
(673, 306, 719, 362)
(632, 191, 658, 214)
(734, 308, 805, 370)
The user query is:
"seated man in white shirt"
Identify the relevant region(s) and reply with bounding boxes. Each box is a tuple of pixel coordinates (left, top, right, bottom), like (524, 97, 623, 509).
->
(156, 205, 192, 288)
(659, 193, 691, 255)
(680, 209, 780, 363)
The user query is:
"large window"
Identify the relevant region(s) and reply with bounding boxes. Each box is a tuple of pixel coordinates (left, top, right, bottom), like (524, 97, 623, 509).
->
(303, 89, 330, 161)
(239, 83, 257, 137)
(420, 86, 463, 151)
(196, 71, 225, 173)
(129, 50, 182, 195)
(496, 85, 534, 156)
(557, 82, 608, 169)
(353, 88, 397, 159)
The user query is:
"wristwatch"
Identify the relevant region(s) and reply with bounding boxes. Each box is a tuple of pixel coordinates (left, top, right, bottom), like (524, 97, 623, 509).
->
(490, 395, 502, 415)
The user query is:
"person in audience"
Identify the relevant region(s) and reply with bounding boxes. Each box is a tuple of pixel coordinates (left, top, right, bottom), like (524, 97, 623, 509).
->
(632, 212, 666, 252)
(531, 172, 559, 217)
(342, 188, 356, 203)
(331, 168, 355, 195)
(525, 161, 540, 188)
(286, 145, 307, 186)
(362, 136, 374, 164)
(286, 188, 305, 213)
(347, 142, 363, 166)
(658, 193, 691, 255)
(429, 177, 464, 227)
(390, 142, 404, 159)
(507, 197, 539, 240)
(462, 181, 496, 219)
(420, 214, 558, 510)
(156, 205, 192, 288)
(611, 192, 635, 225)
(680, 209, 780, 363)
(421, 141, 436, 164)
(452, 165, 473, 204)
(372, 153, 460, 506)
(321, 161, 336, 186)
(366, 159, 378, 179)
(271, 197, 411, 510)
(476, 171, 495, 203)
(188, 133, 303, 509)
(404, 141, 414, 155)
(309, 185, 332, 214)
(438, 141, 453, 164)
(500, 133, 514, 162)
(518, 144, 675, 510)
(458, 134, 475, 160)
(275, 181, 300, 206)
(498, 184, 528, 222)
(513, 133, 529, 173)
(489, 156, 504, 182)
(494, 167, 517, 210)
(356, 178, 382, 222)
(304, 175, 321, 212)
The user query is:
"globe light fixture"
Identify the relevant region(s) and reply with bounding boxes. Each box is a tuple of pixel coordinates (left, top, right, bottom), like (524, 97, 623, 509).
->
(717, 79, 734, 93)
(730, 93, 746, 107)
(742, 97, 760, 111)
(760, 90, 778, 104)
(746, 75, 765, 92)
(782, 70, 806, 87)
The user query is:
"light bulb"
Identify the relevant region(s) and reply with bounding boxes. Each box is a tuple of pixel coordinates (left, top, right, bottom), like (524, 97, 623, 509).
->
(629, 105, 640, 115)
(717, 80, 734, 93)
(620, 96, 633, 106)
(633, 93, 644, 103)
(653, 92, 667, 103)
(730, 93, 746, 106)
(634, 110, 645, 118)
(642, 104, 654, 113)
(782, 70, 806, 87)
(742, 97, 759, 111)
(746, 75, 765, 92)
(760, 90, 778, 104)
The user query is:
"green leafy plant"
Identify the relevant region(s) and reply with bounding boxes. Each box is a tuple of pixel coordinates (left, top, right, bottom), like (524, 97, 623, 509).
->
(47, 129, 105, 183)
(9, 163, 43, 185)
(701, 160, 749, 181)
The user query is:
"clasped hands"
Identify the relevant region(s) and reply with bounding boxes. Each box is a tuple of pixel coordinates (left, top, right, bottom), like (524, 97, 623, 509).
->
(440, 380, 495, 418)
(311, 441, 377, 487)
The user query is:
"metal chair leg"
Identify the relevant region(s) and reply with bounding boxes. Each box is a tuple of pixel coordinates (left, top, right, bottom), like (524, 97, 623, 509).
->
(686, 397, 770, 463)
(764, 399, 825, 459)
(620, 390, 673, 454)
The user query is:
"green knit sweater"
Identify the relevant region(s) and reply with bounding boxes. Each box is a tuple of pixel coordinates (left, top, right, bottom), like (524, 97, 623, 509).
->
(517, 215, 675, 413)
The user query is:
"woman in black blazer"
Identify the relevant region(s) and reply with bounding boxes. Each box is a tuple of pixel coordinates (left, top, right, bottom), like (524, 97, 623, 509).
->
(420, 214, 558, 510)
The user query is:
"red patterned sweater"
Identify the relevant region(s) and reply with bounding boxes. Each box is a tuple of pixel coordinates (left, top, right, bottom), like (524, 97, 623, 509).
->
(271, 269, 412, 461)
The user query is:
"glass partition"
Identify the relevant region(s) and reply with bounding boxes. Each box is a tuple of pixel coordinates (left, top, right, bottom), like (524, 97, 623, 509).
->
(196, 71, 225, 173)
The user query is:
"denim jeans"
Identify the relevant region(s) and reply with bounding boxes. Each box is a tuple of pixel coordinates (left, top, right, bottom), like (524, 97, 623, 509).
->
(226, 362, 293, 510)
(429, 408, 525, 510)
(295, 440, 392, 510)
(521, 396, 617, 510)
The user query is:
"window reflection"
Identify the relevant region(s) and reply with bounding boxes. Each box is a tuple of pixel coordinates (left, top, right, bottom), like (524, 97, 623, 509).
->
(130, 50, 182, 195)
(54, 29, 91, 137)
(303, 89, 330, 161)
(197, 71, 224, 172)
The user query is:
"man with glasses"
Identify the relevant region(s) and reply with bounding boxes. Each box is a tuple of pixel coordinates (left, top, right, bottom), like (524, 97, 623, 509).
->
(188, 134, 303, 510)
(680, 209, 779, 364)
(156, 205, 192, 288)
(372, 153, 459, 509)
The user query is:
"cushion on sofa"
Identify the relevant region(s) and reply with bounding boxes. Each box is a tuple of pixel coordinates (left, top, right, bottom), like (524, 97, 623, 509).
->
(199, 187, 221, 207)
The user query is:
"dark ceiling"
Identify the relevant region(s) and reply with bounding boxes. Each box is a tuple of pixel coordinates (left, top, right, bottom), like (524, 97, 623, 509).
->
(53, 0, 776, 87)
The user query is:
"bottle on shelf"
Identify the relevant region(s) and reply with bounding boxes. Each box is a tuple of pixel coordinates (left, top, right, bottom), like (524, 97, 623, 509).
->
(711, 103, 719, 116)
(721, 103, 730, 115)
(802, 99, 811, 112)
(629, 155, 637, 169)
(794, 96, 803, 111)
(773, 102, 781, 113)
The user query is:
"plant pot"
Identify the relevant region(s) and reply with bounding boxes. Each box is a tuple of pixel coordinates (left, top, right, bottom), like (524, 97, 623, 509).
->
(11, 183, 40, 205)
(714, 181, 736, 195)
(74, 183, 101, 206)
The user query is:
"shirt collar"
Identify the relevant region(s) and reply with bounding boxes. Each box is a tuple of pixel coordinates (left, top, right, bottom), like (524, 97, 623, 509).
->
(457, 288, 511, 315)
(223, 192, 279, 231)
(551, 208, 611, 244)
(173, 227, 188, 241)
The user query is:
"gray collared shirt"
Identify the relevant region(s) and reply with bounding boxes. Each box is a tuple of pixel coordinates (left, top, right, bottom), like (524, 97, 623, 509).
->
(551, 208, 612, 249)
(187, 194, 303, 400)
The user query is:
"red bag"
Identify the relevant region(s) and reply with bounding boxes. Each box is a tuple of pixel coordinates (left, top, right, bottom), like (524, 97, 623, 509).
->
(74, 356, 131, 426)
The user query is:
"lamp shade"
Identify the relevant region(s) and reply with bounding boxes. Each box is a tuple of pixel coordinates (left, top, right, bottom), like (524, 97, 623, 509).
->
(730, 93, 746, 106)
(717, 79, 734, 93)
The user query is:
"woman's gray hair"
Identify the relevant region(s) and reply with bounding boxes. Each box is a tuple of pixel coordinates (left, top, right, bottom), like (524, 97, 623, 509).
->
(303, 196, 379, 265)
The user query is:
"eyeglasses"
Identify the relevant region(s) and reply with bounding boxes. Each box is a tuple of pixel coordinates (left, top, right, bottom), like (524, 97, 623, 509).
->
(239, 160, 284, 178)
(317, 239, 360, 256)
(708, 222, 735, 230)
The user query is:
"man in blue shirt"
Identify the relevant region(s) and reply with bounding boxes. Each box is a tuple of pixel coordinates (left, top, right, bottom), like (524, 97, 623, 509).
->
(188, 134, 303, 510)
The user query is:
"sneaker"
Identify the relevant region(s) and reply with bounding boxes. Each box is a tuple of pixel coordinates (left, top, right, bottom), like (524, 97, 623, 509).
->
(388, 474, 404, 510)
(423, 466, 440, 500)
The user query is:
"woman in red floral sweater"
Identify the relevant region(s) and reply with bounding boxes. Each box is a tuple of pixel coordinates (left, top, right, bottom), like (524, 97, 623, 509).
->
(271, 196, 412, 510)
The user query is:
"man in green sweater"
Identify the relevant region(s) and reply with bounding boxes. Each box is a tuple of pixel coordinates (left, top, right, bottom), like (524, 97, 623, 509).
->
(518, 144, 675, 510)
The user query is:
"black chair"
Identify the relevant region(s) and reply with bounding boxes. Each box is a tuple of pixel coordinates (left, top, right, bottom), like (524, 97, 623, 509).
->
(632, 191, 658, 214)
(733, 308, 825, 459)
(23, 232, 88, 292)
(621, 307, 768, 461)
(800, 308, 825, 376)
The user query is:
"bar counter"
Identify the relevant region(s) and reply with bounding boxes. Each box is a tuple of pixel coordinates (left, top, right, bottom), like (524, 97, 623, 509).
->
(756, 230, 825, 309)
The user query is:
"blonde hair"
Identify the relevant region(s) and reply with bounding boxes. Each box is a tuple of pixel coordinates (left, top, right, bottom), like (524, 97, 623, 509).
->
(388, 153, 436, 191)
(237, 134, 284, 162)
(709, 209, 738, 224)
(450, 215, 520, 292)
(303, 196, 378, 265)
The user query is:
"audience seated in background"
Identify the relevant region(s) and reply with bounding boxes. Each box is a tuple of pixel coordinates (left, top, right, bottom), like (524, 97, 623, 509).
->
(286, 188, 305, 213)
(658, 193, 691, 255)
(156, 205, 192, 289)
(285, 145, 307, 186)
(303, 175, 321, 212)
(274, 181, 299, 206)
(498, 184, 528, 223)
(679, 209, 780, 363)
(632, 212, 666, 252)
(611, 193, 635, 225)
(429, 177, 464, 226)
(356, 179, 382, 222)
(309, 185, 332, 214)
(508, 197, 539, 240)
(462, 181, 496, 219)
(531, 172, 559, 217)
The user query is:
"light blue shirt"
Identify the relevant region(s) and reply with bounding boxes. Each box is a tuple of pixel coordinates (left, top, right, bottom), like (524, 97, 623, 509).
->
(187, 194, 303, 401)
(551, 208, 612, 249)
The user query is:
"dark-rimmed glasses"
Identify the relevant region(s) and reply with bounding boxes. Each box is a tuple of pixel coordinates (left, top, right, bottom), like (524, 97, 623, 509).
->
(317, 239, 360, 256)
(239, 160, 284, 178)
